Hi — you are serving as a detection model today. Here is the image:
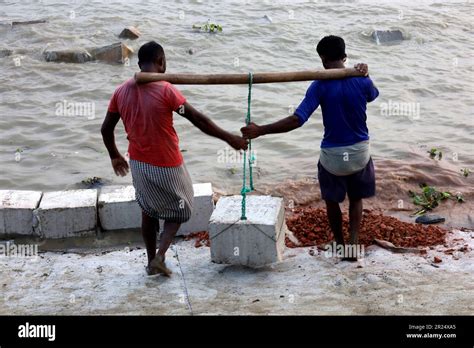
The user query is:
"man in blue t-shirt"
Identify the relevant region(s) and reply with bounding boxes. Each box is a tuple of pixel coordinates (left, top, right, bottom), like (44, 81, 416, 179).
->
(241, 35, 379, 261)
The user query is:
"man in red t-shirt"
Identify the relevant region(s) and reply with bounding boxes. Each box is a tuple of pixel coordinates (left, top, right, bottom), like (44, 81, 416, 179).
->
(101, 41, 247, 276)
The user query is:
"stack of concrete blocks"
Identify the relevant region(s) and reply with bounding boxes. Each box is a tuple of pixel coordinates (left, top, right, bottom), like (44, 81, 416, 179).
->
(209, 195, 286, 267)
(0, 183, 214, 239)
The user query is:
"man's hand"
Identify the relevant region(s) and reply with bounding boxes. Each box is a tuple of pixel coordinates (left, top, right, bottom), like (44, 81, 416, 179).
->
(226, 134, 248, 150)
(240, 122, 262, 140)
(111, 155, 129, 176)
(354, 63, 369, 76)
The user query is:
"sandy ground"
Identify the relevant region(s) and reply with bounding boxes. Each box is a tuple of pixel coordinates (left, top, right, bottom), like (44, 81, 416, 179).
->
(1, 228, 473, 315)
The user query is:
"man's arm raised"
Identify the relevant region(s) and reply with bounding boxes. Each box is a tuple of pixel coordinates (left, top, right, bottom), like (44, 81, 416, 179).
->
(179, 102, 248, 151)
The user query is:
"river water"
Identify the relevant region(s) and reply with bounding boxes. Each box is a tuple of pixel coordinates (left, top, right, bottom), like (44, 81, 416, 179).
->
(0, 0, 473, 194)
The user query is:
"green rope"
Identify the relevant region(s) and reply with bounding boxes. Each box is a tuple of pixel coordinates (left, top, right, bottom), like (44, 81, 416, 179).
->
(241, 72, 255, 220)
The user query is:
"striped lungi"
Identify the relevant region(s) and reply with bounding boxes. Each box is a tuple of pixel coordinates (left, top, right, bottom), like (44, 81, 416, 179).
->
(130, 159, 194, 223)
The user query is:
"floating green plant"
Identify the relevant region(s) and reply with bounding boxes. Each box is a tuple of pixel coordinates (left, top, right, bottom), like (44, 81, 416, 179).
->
(408, 183, 464, 216)
(461, 168, 470, 177)
(192, 21, 223, 33)
(427, 147, 442, 160)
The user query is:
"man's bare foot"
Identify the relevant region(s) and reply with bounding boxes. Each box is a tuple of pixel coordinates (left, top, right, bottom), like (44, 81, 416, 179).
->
(145, 265, 161, 276)
(149, 255, 172, 277)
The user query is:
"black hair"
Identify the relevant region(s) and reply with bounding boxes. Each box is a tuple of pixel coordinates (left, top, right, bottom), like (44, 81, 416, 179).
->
(316, 35, 347, 61)
(138, 41, 164, 66)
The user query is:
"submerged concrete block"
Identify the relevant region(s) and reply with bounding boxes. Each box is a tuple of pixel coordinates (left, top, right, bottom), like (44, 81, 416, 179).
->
(118, 26, 141, 40)
(98, 185, 141, 231)
(88, 42, 133, 64)
(0, 49, 13, 58)
(177, 183, 214, 236)
(209, 195, 285, 267)
(43, 49, 93, 63)
(372, 30, 404, 45)
(34, 189, 97, 239)
(0, 190, 42, 236)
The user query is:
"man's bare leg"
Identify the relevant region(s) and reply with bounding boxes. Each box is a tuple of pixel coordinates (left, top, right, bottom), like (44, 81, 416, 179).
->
(325, 200, 344, 246)
(157, 221, 181, 258)
(148, 221, 181, 276)
(141, 211, 158, 265)
(346, 198, 363, 261)
(349, 198, 363, 245)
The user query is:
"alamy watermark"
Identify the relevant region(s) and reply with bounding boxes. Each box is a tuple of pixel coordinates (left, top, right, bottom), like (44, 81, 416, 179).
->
(0, 241, 38, 259)
(380, 99, 420, 120)
(55, 99, 95, 119)
(324, 242, 365, 259)
(217, 147, 257, 167)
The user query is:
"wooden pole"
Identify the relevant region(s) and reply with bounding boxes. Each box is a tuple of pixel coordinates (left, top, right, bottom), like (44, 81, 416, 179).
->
(134, 68, 366, 85)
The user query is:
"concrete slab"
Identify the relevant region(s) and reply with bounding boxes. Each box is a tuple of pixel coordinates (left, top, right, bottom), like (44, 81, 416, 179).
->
(209, 195, 285, 267)
(98, 185, 141, 231)
(34, 189, 97, 239)
(0, 190, 42, 236)
(372, 30, 404, 45)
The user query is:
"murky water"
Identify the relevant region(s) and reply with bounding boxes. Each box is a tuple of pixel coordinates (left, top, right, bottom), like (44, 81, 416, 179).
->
(0, 0, 473, 193)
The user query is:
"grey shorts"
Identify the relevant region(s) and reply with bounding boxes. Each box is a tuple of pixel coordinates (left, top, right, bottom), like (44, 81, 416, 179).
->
(130, 159, 194, 223)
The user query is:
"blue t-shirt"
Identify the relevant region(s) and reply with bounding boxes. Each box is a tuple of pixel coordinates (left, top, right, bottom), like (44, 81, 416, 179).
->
(294, 76, 379, 148)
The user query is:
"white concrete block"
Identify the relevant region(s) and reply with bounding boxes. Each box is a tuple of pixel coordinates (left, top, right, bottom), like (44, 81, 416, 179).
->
(98, 185, 141, 230)
(0, 190, 42, 236)
(177, 182, 214, 236)
(209, 195, 285, 267)
(98, 183, 214, 234)
(34, 189, 97, 239)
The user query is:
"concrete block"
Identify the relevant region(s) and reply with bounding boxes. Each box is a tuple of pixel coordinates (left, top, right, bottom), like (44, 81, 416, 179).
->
(43, 49, 93, 63)
(34, 189, 97, 239)
(0, 190, 42, 236)
(88, 42, 133, 64)
(176, 183, 214, 236)
(372, 30, 404, 45)
(98, 183, 214, 234)
(209, 195, 285, 267)
(0, 49, 13, 58)
(98, 185, 141, 231)
(118, 26, 141, 40)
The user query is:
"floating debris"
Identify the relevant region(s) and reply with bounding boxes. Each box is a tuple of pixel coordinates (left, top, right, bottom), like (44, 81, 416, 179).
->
(263, 14, 273, 24)
(192, 20, 223, 33)
(12, 19, 47, 26)
(81, 176, 103, 188)
(427, 147, 442, 160)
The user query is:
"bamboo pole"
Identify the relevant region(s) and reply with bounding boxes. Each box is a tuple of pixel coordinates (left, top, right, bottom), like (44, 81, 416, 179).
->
(134, 68, 365, 85)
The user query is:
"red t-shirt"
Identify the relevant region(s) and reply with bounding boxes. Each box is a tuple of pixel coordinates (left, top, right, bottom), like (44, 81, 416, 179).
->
(108, 79, 186, 167)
